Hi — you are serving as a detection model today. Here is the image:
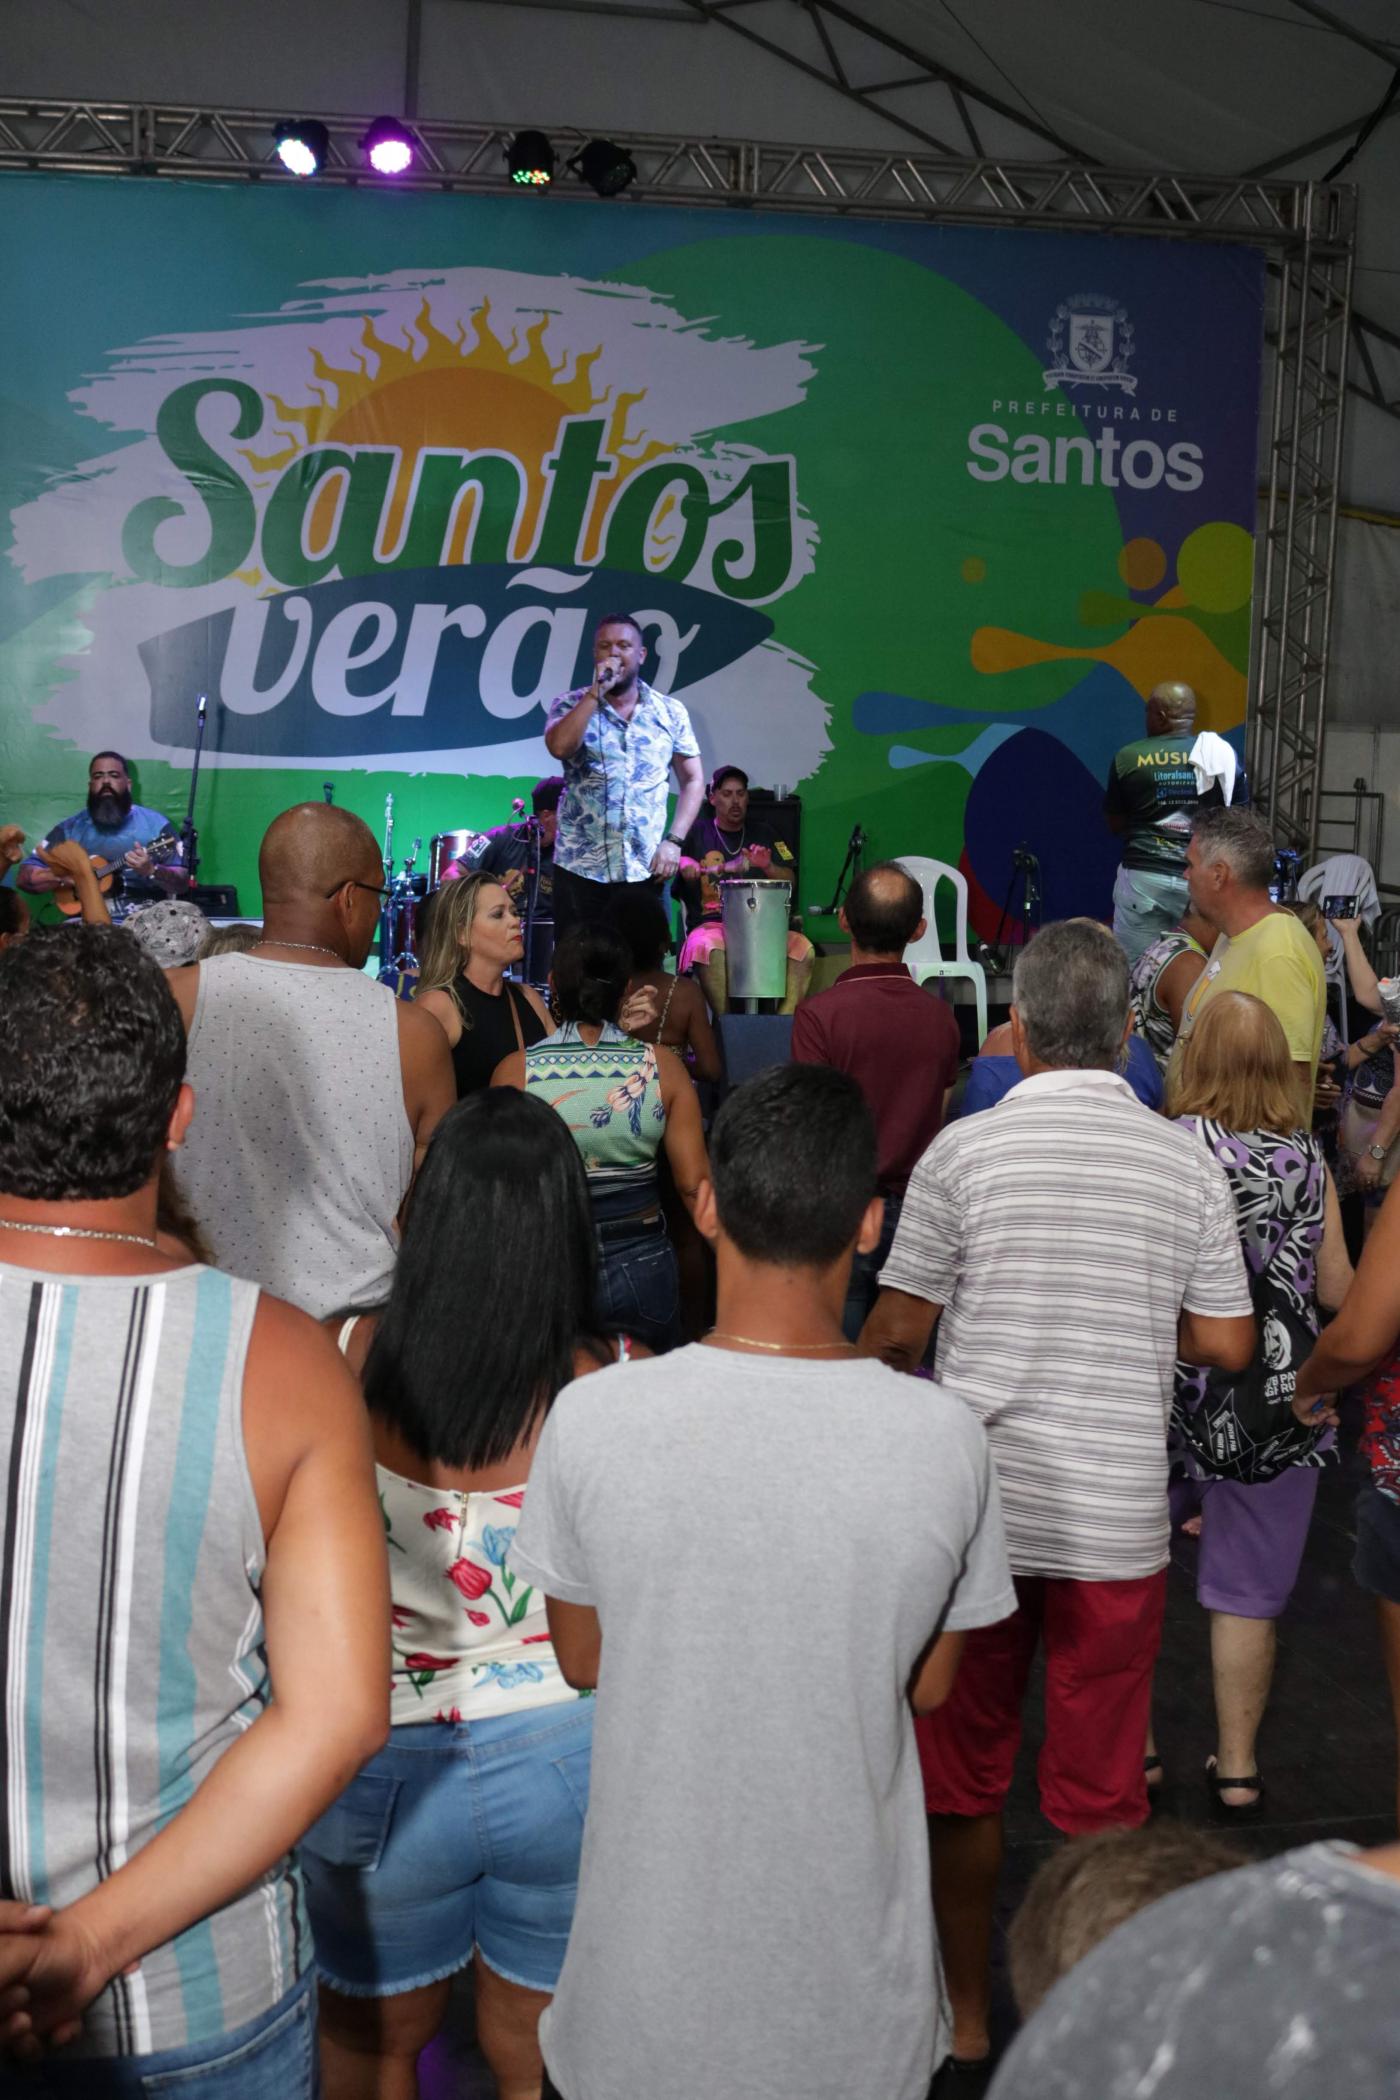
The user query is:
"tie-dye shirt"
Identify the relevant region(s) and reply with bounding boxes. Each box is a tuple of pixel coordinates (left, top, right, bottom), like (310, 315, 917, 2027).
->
(547, 680, 700, 883)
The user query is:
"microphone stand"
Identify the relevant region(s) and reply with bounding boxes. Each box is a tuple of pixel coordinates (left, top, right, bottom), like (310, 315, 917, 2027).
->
(518, 813, 545, 989)
(178, 693, 208, 885)
(808, 824, 866, 918)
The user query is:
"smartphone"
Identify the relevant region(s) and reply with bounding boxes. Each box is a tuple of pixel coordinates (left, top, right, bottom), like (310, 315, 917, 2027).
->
(1322, 894, 1359, 919)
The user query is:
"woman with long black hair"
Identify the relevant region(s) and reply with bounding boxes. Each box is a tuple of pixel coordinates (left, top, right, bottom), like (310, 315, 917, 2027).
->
(301, 1088, 642, 2100)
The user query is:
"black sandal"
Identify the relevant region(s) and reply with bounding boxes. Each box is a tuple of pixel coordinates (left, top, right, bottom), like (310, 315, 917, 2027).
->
(1206, 1756, 1265, 1820)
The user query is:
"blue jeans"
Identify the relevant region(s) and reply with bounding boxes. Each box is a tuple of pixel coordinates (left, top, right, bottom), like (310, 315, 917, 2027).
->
(596, 1218, 681, 1351)
(842, 1194, 900, 1342)
(12, 1972, 317, 2097)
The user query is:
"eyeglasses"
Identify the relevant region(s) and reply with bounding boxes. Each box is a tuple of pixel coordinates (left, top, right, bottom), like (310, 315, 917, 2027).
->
(325, 877, 391, 901)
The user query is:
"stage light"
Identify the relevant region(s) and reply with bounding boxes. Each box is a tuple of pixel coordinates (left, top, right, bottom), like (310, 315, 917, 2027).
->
(362, 117, 417, 176)
(508, 131, 556, 188)
(274, 120, 330, 178)
(572, 138, 636, 198)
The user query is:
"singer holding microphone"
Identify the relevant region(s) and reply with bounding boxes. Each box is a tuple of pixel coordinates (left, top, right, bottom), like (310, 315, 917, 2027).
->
(544, 613, 705, 937)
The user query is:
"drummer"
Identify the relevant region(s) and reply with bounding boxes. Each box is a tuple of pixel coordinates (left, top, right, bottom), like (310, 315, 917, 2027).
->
(477, 777, 560, 905)
(674, 764, 814, 1015)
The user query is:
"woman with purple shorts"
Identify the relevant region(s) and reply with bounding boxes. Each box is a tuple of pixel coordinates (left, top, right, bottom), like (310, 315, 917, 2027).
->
(1164, 992, 1353, 1817)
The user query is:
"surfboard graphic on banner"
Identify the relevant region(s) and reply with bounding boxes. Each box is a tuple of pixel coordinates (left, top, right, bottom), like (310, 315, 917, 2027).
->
(13, 269, 828, 787)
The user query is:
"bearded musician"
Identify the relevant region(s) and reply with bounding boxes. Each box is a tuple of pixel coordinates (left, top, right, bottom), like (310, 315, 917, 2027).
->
(18, 752, 180, 916)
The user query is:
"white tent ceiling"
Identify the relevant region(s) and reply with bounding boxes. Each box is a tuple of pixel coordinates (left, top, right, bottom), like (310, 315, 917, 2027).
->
(6, 0, 1399, 504)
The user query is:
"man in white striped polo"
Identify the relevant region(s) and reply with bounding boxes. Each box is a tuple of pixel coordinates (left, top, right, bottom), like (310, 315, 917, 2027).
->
(860, 917, 1255, 2077)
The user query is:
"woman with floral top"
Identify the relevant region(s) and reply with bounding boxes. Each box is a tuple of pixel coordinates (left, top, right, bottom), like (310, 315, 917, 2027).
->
(493, 921, 708, 1352)
(301, 1089, 645, 2100)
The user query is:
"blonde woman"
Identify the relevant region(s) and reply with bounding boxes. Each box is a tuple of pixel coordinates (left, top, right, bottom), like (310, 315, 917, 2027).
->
(415, 873, 553, 1096)
(1160, 991, 1352, 1818)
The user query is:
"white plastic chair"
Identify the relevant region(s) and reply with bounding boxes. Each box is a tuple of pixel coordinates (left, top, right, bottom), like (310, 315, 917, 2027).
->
(895, 855, 989, 1048)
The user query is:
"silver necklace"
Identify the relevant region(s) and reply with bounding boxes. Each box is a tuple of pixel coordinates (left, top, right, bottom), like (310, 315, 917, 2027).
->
(0, 1218, 158, 1250)
(252, 939, 345, 962)
(716, 820, 748, 855)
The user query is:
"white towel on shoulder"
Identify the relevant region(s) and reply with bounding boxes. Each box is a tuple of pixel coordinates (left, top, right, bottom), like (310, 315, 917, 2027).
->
(1188, 731, 1239, 805)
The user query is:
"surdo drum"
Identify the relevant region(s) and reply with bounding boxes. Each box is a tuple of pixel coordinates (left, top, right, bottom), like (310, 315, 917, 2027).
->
(719, 878, 790, 1002)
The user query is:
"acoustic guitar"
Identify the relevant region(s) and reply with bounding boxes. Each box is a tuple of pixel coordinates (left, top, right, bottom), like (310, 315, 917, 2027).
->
(52, 829, 185, 916)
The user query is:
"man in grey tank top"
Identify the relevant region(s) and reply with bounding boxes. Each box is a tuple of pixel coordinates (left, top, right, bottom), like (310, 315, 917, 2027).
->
(0, 924, 390, 2085)
(166, 804, 454, 1320)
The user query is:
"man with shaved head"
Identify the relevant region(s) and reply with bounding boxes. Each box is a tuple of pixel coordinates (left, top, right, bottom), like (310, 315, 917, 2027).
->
(791, 860, 961, 1337)
(1105, 682, 1250, 965)
(165, 804, 455, 1317)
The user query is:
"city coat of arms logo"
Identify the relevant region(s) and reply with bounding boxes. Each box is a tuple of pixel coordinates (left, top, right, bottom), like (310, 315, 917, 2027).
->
(1044, 293, 1137, 394)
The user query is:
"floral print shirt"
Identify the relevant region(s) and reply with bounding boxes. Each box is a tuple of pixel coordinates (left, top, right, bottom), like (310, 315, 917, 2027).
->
(1359, 1347, 1400, 1507)
(378, 1466, 579, 1725)
(546, 679, 700, 883)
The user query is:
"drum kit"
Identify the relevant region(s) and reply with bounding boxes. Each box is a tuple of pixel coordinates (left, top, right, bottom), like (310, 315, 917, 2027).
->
(376, 798, 542, 995)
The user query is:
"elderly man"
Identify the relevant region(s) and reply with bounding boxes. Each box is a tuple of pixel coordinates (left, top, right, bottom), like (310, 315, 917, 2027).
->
(792, 860, 961, 1335)
(1172, 805, 1326, 1126)
(544, 613, 706, 936)
(861, 918, 1254, 2074)
(1105, 682, 1249, 964)
(166, 803, 454, 1318)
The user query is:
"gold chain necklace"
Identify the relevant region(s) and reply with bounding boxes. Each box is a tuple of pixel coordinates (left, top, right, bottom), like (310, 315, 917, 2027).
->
(706, 1331, 857, 1354)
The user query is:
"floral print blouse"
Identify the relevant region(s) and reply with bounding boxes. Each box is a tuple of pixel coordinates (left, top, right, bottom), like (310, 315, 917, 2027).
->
(378, 1466, 580, 1726)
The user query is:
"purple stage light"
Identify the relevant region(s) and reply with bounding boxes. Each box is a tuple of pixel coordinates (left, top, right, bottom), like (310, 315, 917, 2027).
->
(362, 117, 417, 177)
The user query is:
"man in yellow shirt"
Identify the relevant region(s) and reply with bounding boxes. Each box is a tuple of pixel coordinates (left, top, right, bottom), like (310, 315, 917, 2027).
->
(1171, 807, 1325, 1123)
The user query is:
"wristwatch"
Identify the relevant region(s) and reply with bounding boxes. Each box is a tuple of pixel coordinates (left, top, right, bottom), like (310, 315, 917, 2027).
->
(1368, 1142, 1388, 1161)
(664, 833, 685, 848)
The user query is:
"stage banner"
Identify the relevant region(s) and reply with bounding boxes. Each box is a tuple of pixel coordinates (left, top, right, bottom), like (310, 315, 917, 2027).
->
(1, 173, 1264, 926)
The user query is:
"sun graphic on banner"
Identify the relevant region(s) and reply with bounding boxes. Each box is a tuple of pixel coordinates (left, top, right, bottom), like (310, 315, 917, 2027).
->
(234, 298, 673, 586)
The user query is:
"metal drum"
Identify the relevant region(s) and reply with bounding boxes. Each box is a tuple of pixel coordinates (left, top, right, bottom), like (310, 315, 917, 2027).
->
(429, 829, 490, 886)
(719, 878, 790, 1001)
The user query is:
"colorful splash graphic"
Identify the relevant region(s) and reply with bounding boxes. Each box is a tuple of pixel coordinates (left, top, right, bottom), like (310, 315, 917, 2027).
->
(1, 176, 1264, 918)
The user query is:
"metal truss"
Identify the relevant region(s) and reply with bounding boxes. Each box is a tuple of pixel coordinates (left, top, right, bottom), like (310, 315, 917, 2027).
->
(0, 95, 1355, 851)
(0, 99, 1349, 243)
(1250, 228, 1354, 857)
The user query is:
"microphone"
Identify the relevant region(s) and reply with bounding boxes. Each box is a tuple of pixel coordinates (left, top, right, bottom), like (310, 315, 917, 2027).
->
(323, 781, 335, 805)
(197, 693, 207, 722)
(511, 797, 527, 816)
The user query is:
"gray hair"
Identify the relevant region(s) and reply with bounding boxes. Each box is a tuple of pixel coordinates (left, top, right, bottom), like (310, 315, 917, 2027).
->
(1011, 920, 1130, 1071)
(1191, 805, 1275, 893)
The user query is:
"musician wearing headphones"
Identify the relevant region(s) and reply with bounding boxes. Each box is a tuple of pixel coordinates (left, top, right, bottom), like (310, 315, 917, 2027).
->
(544, 615, 705, 938)
(17, 750, 178, 915)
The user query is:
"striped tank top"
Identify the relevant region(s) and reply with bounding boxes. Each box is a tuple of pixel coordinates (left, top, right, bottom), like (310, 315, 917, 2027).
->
(0, 1261, 308, 2057)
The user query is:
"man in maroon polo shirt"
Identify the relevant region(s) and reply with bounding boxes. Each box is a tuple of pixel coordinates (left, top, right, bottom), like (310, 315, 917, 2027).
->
(791, 861, 962, 1338)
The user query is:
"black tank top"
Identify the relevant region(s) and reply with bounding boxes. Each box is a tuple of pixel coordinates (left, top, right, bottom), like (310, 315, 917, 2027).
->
(449, 975, 548, 1096)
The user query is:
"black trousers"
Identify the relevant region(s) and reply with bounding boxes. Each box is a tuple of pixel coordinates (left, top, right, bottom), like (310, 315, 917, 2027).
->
(553, 861, 667, 938)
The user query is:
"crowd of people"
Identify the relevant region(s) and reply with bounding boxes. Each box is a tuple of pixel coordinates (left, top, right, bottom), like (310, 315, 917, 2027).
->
(2, 669, 1400, 2099)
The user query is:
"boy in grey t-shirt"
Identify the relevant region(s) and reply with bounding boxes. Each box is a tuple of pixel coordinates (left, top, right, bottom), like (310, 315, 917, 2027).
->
(511, 1064, 1015, 2100)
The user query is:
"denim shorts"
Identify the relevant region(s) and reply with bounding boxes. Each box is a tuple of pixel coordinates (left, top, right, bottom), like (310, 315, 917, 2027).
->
(1354, 1480, 1400, 1607)
(11, 1971, 317, 2097)
(300, 1700, 593, 1997)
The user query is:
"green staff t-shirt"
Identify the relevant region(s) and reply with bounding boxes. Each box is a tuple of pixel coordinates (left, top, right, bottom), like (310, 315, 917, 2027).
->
(1105, 735, 1249, 874)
